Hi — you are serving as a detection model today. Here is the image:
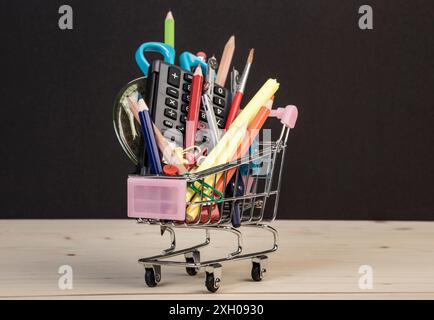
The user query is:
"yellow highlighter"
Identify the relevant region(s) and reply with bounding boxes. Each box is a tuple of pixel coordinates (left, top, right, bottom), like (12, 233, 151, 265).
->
(185, 125, 243, 201)
(186, 125, 248, 222)
(229, 78, 279, 129)
(188, 78, 280, 182)
(184, 78, 280, 222)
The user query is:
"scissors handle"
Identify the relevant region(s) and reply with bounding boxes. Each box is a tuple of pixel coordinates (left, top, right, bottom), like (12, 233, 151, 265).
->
(135, 42, 176, 77)
(179, 52, 207, 75)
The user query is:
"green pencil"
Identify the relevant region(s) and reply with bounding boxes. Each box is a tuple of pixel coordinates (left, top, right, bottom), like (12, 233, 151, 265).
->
(164, 11, 175, 48)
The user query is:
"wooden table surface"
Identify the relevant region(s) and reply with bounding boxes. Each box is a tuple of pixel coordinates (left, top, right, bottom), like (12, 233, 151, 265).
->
(0, 220, 433, 299)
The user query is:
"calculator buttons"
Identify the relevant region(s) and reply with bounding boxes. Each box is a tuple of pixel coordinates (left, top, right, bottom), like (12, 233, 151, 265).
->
(184, 73, 193, 83)
(216, 118, 225, 129)
(200, 111, 207, 122)
(153, 63, 230, 140)
(182, 94, 190, 103)
(165, 97, 178, 109)
(176, 125, 185, 134)
(213, 96, 225, 107)
(168, 67, 181, 88)
(181, 104, 189, 114)
(163, 128, 183, 146)
(166, 87, 179, 98)
(164, 108, 177, 120)
(214, 107, 225, 118)
(163, 120, 173, 128)
(214, 85, 226, 98)
(183, 83, 192, 92)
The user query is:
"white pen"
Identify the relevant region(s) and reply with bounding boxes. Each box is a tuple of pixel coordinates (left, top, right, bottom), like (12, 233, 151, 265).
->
(202, 94, 220, 149)
(206, 56, 218, 96)
(230, 67, 240, 102)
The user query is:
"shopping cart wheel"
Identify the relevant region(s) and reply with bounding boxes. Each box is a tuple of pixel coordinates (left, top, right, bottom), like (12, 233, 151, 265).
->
(144, 265, 161, 287)
(205, 263, 222, 293)
(251, 255, 268, 281)
(185, 250, 200, 276)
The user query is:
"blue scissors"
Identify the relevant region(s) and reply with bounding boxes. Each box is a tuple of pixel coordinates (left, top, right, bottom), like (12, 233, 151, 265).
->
(135, 42, 207, 77)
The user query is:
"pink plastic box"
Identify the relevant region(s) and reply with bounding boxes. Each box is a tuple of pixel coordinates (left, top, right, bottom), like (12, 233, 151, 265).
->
(127, 175, 187, 221)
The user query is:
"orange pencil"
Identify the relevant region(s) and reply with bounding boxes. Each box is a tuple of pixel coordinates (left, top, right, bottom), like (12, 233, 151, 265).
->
(200, 98, 274, 223)
(215, 97, 274, 192)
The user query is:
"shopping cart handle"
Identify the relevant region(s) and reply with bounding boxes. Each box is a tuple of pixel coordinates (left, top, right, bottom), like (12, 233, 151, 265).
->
(270, 105, 298, 129)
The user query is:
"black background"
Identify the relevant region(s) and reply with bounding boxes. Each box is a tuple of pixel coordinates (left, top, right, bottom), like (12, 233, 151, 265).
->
(0, 0, 433, 220)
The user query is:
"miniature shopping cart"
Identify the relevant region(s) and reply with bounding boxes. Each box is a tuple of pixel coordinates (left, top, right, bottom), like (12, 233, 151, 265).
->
(127, 105, 298, 292)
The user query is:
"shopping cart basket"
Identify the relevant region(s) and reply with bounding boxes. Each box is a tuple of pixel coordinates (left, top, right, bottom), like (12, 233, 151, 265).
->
(127, 105, 298, 292)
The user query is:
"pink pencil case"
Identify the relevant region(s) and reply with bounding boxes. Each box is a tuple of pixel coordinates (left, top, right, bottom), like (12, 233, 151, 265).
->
(127, 175, 187, 221)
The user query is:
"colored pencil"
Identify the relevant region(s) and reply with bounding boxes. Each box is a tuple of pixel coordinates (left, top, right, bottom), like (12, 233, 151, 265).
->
(137, 97, 163, 174)
(152, 123, 188, 174)
(215, 35, 235, 87)
(128, 97, 187, 174)
(216, 97, 274, 193)
(185, 65, 203, 149)
(164, 11, 175, 48)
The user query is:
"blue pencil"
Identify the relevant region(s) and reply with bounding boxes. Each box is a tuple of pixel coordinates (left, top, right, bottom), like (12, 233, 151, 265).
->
(137, 97, 163, 174)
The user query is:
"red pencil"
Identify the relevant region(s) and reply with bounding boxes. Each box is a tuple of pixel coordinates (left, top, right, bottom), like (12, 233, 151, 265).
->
(225, 48, 254, 130)
(185, 65, 203, 149)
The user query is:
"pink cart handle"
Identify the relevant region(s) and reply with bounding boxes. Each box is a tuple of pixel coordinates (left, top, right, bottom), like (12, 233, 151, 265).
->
(270, 105, 298, 129)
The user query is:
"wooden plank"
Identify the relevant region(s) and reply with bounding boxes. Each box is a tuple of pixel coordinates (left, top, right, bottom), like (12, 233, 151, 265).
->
(3, 293, 434, 300)
(0, 220, 433, 299)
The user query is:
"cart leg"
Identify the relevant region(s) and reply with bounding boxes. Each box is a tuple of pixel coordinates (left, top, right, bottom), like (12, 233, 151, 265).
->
(185, 249, 200, 276)
(205, 263, 222, 293)
(245, 223, 279, 252)
(251, 255, 268, 281)
(161, 226, 176, 254)
(212, 225, 243, 258)
(138, 229, 210, 264)
(144, 264, 162, 287)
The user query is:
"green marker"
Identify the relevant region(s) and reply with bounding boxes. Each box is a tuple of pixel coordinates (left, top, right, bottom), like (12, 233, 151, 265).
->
(164, 11, 175, 48)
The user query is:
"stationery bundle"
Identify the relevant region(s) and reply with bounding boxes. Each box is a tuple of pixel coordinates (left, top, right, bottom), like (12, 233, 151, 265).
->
(114, 11, 297, 226)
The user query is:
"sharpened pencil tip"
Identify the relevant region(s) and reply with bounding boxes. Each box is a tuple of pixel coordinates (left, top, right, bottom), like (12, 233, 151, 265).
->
(194, 65, 203, 75)
(137, 97, 149, 112)
(166, 10, 173, 20)
(247, 48, 254, 64)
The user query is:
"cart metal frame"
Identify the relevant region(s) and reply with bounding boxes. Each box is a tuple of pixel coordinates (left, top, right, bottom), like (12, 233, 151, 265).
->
(133, 106, 297, 292)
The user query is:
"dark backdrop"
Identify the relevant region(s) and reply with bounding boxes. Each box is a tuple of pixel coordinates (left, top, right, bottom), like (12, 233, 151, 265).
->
(1, 0, 433, 219)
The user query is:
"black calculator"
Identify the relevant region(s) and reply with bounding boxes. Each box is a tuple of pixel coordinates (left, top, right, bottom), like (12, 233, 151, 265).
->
(145, 60, 231, 146)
